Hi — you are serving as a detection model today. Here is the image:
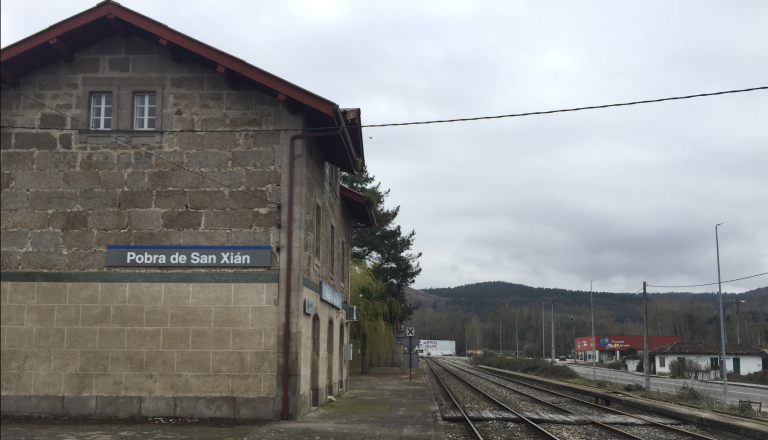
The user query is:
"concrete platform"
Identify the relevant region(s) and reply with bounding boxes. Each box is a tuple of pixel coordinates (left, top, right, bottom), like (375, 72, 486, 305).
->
(243, 366, 445, 439)
(0, 367, 445, 440)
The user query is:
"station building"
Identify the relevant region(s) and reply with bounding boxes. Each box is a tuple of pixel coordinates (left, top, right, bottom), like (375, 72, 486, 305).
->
(574, 335, 681, 362)
(0, 1, 375, 420)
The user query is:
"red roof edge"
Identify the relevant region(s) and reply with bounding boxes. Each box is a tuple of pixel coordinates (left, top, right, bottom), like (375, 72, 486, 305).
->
(1, 0, 337, 117)
(340, 185, 376, 227)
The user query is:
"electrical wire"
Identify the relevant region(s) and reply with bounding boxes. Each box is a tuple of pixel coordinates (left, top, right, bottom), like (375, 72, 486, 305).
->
(647, 271, 768, 288)
(2, 85, 766, 132)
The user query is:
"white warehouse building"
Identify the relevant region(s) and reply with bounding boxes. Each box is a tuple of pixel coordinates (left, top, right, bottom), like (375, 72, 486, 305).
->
(417, 340, 456, 357)
(651, 341, 763, 376)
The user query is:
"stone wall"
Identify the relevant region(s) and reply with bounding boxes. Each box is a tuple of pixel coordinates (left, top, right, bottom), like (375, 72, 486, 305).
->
(1, 280, 278, 417)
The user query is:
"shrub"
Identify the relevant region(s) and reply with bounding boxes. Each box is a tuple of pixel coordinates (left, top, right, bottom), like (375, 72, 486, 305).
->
(479, 357, 578, 380)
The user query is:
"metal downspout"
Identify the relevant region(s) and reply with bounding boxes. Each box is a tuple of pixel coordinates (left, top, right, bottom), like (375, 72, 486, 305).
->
(282, 129, 342, 420)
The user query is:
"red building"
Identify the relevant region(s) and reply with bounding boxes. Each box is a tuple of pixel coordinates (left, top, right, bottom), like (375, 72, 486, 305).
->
(575, 335, 682, 362)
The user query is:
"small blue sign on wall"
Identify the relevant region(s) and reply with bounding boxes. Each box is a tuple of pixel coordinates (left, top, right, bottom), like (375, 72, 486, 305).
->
(320, 282, 343, 309)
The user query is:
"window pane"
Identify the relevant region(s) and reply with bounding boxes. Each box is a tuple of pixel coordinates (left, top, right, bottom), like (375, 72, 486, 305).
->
(148, 94, 156, 105)
(135, 119, 144, 129)
(104, 119, 111, 129)
(148, 107, 155, 117)
(137, 95, 145, 106)
(92, 118, 99, 129)
(105, 95, 112, 105)
(147, 118, 155, 129)
(93, 107, 101, 117)
(105, 107, 112, 118)
(93, 95, 102, 106)
(137, 107, 145, 118)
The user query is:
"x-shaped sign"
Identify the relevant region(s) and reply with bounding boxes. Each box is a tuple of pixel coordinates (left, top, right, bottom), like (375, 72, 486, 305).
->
(406, 327, 415, 337)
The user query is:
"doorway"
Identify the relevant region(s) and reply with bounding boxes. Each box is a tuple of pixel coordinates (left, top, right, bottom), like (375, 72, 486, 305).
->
(327, 319, 334, 398)
(733, 357, 741, 375)
(339, 323, 345, 391)
(311, 314, 320, 408)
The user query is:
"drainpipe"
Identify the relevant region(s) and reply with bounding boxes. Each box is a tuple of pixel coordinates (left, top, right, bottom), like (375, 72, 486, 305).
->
(282, 129, 342, 420)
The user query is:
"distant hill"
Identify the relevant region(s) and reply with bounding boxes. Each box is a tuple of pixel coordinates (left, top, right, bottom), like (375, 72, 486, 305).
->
(415, 281, 766, 317)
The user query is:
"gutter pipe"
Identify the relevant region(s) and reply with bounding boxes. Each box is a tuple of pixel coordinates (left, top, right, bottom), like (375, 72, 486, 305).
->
(282, 128, 343, 420)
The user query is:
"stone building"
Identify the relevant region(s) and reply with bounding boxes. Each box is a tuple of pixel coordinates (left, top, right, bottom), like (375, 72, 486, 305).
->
(0, 1, 374, 420)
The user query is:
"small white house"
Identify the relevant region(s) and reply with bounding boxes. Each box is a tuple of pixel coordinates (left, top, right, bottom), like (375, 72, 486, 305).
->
(652, 342, 763, 376)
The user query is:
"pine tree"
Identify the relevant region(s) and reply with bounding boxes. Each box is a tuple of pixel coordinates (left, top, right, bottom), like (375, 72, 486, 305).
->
(342, 168, 422, 322)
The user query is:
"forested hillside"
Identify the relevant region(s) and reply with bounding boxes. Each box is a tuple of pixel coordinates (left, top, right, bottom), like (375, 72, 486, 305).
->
(408, 282, 767, 358)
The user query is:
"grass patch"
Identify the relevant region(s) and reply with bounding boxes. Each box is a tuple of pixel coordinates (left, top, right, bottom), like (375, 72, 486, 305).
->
(478, 357, 579, 380)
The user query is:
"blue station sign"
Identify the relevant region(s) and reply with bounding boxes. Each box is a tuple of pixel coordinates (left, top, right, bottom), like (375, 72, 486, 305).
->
(320, 282, 343, 309)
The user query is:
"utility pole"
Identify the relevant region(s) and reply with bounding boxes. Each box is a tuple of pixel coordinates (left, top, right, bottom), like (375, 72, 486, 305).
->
(465, 327, 468, 358)
(590, 281, 596, 380)
(542, 302, 547, 361)
(643, 281, 650, 389)
(736, 301, 740, 344)
(551, 300, 556, 363)
(499, 320, 502, 355)
(516, 314, 519, 359)
(716, 223, 728, 402)
(571, 316, 577, 361)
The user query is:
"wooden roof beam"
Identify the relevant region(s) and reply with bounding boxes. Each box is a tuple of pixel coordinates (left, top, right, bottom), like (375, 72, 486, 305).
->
(107, 13, 128, 36)
(48, 37, 74, 62)
(216, 64, 238, 89)
(159, 38, 183, 63)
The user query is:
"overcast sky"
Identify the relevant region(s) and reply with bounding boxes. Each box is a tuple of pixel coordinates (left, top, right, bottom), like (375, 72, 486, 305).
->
(3, 1, 767, 294)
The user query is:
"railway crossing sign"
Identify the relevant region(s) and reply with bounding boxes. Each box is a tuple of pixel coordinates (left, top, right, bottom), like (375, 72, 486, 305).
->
(406, 327, 415, 337)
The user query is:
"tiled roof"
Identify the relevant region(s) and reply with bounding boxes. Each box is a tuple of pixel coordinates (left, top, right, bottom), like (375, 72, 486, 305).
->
(651, 341, 764, 356)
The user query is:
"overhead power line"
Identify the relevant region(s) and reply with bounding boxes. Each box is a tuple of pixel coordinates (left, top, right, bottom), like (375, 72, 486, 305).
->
(2, 84, 766, 132)
(647, 271, 768, 288)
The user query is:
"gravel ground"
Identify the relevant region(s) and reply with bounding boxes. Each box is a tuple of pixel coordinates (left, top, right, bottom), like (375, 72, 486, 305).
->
(443, 421, 472, 440)
(540, 423, 628, 440)
(474, 420, 538, 439)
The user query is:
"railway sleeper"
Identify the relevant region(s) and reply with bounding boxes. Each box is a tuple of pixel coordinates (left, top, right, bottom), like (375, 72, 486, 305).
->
(440, 409, 684, 426)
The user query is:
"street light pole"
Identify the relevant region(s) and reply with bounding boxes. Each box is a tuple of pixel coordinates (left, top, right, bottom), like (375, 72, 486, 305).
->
(551, 300, 556, 364)
(590, 280, 596, 380)
(716, 223, 728, 402)
(571, 316, 577, 361)
(542, 302, 547, 362)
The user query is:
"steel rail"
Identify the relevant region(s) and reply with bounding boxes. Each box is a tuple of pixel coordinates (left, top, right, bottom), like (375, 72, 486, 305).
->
(447, 360, 718, 440)
(425, 358, 484, 440)
(428, 359, 561, 440)
(438, 360, 646, 440)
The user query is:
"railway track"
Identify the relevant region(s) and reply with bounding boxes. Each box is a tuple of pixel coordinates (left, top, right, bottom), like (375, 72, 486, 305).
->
(439, 359, 723, 440)
(425, 358, 560, 439)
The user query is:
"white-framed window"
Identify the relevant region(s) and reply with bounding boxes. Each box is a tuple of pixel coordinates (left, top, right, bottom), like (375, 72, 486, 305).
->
(659, 356, 666, 368)
(90, 94, 113, 130)
(134, 94, 156, 130)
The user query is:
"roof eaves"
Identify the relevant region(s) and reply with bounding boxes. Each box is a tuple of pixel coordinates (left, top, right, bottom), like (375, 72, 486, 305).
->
(1, 0, 338, 117)
(341, 185, 376, 227)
